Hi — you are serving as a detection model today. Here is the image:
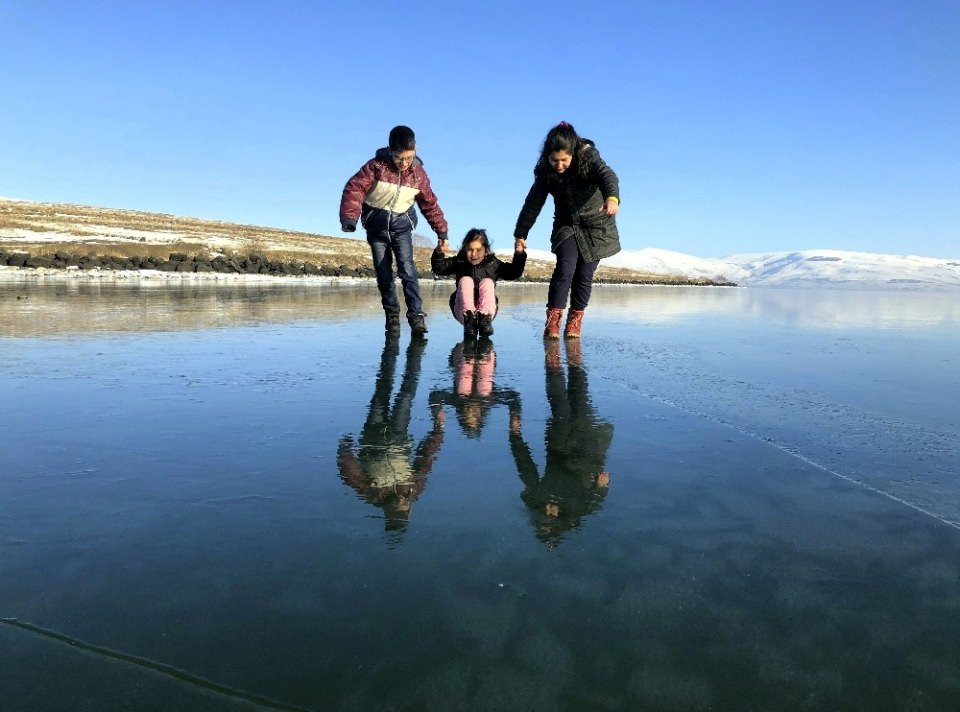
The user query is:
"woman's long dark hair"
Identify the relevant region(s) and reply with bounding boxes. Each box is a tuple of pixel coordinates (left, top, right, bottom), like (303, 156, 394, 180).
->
(536, 122, 591, 180)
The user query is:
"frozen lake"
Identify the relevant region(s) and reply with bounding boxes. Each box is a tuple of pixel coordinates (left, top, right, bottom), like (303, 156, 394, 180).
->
(2, 279, 959, 711)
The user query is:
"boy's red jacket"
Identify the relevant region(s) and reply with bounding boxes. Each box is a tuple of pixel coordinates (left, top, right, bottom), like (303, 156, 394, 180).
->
(340, 148, 448, 239)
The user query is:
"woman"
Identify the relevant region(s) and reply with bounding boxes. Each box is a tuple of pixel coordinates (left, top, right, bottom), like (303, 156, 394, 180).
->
(513, 121, 621, 338)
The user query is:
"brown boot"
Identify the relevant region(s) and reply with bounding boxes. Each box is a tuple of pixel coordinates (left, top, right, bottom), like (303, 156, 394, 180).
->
(564, 309, 585, 338)
(544, 308, 563, 339)
(544, 339, 562, 371)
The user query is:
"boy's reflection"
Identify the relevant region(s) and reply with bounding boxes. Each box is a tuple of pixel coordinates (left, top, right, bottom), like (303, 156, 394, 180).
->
(510, 340, 614, 548)
(337, 334, 444, 539)
(429, 340, 521, 440)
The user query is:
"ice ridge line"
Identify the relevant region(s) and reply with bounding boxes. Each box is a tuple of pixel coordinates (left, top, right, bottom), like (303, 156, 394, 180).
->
(606, 380, 960, 533)
(0, 617, 312, 711)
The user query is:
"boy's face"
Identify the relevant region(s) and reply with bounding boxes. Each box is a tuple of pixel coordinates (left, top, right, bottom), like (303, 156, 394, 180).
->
(392, 149, 416, 172)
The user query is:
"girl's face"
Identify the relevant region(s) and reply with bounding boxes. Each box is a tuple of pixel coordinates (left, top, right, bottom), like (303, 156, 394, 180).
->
(547, 150, 573, 174)
(465, 239, 488, 265)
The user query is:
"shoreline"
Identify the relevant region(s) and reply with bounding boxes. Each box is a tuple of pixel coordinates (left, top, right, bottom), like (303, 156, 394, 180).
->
(0, 265, 737, 289)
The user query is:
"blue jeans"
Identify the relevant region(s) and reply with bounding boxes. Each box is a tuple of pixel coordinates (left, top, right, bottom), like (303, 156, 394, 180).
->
(367, 228, 423, 317)
(547, 234, 599, 310)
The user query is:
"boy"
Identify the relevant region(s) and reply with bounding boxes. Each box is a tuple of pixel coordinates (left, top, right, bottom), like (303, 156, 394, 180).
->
(340, 125, 449, 335)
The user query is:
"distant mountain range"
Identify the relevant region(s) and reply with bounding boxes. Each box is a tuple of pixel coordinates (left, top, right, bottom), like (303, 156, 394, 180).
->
(598, 247, 960, 290)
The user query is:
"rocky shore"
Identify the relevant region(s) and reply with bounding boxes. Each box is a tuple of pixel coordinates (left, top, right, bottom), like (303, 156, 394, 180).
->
(0, 248, 372, 278)
(0, 198, 734, 286)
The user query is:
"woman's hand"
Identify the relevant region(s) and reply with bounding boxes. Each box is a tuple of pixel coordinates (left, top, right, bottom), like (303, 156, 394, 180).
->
(600, 198, 619, 216)
(437, 238, 449, 253)
(514, 237, 526, 253)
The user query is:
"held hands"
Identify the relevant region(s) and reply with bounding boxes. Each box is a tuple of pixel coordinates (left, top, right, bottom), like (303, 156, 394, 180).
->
(514, 237, 526, 254)
(600, 198, 619, 216)
(437, 237, 449, 253)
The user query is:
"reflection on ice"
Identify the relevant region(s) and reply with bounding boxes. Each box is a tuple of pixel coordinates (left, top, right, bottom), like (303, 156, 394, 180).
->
(429, 340, 519, 439)
(585, 284, 960, 329)
(510, 340, 613, 548)
(337, 334, 443, 542)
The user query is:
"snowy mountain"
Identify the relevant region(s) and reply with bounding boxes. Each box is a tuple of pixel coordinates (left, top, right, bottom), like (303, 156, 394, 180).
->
(601, 247, 960, 290)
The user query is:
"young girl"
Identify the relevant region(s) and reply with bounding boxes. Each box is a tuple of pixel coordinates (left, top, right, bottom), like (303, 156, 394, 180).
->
(513, 122, 621, 339)
(431, 228, 526, 338)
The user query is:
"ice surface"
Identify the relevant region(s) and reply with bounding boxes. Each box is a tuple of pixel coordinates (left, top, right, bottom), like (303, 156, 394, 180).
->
(2, 281, 959, 710)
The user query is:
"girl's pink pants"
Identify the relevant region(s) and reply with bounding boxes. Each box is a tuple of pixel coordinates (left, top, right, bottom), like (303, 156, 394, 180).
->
(453, 277, 496, 324)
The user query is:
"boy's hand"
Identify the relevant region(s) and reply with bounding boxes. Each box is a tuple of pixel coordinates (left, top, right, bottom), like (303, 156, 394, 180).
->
(342, 221, 357, 233)
(514, 238, 526, 253)
(437, 238, 449, 253)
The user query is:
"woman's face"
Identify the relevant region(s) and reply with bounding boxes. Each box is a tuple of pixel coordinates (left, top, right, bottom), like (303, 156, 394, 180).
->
(465, 240, 487, 265)
(547, 150, 573, 174)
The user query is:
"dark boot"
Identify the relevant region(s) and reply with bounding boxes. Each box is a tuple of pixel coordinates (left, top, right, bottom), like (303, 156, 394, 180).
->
(477, 312, 494, 337)
(564, 309, 585, 338)
(544, 308, 563, 339)
(385, 310, 401, 334)
(408, 312, 428, 336)
(462, 311, 477, 340)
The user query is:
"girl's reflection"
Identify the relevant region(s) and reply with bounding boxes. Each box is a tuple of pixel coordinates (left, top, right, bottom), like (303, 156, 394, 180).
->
(510, 340, 614, 548)
(429, 340, 522, 440)
(337, 333, 445, 539)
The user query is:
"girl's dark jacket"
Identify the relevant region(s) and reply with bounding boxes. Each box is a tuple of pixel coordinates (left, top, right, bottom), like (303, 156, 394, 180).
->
(513, 140, 621, 263)
(431, 248, 527, 284)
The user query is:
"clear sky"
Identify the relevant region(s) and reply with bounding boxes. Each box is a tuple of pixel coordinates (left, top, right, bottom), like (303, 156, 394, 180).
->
(1, 1, 957, 259)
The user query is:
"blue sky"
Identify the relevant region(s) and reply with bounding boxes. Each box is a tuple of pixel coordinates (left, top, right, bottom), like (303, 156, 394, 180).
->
(1, 1, 957, 258)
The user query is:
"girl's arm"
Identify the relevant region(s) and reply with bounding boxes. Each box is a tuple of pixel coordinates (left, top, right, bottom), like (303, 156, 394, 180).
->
(431, 248, 458, 276)
(498, 251, 527, 281)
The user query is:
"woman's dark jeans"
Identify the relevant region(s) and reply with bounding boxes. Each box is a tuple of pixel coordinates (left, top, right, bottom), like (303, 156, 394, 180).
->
(547, 236, 599, 310)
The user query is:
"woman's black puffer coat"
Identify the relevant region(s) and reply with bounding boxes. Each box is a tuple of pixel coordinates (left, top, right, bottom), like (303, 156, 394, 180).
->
(514, 141, 621, 263)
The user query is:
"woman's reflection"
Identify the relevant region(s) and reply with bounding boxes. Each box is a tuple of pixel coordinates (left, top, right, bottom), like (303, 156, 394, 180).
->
(429, 340, 522, 440)
(337, 333, 445, 540)
(510, 340, 614, 548)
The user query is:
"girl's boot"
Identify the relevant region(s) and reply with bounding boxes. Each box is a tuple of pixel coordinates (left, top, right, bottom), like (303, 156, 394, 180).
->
(564, 309, 585, 338)
(477, 312, 494, 337)
(463, 311, 478, 339)
(544, 308, 564, 339)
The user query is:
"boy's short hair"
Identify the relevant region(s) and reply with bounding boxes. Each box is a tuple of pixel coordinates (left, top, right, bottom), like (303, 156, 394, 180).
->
(389, 125, 416, 152)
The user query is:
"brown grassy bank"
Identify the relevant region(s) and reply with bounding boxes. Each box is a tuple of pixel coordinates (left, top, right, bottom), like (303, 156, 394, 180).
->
(0, 198, 731, 285)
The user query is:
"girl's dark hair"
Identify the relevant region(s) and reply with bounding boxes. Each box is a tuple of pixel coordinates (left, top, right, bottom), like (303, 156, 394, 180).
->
(389, 125, 416, 151)
(537, 121, 590, 179)
(461, 228, 491, 252)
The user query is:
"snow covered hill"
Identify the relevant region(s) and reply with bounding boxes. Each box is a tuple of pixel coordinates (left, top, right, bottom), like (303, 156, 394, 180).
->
(601, 247, 960, 290)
